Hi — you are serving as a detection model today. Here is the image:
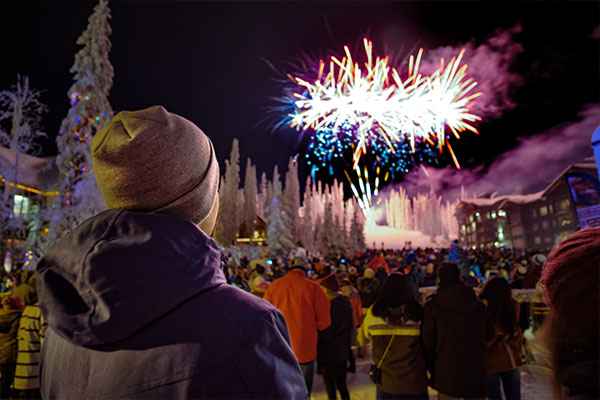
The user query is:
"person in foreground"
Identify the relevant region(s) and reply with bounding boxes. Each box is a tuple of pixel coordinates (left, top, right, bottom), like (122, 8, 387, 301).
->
(421, 263, 495, 400)
(540, 227, 599, 399)
(36, 106, 307, 399)
(362, 273, 428, 400)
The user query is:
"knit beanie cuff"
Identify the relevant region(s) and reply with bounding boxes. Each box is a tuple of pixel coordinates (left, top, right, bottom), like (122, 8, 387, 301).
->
(150, 140, 219, 225)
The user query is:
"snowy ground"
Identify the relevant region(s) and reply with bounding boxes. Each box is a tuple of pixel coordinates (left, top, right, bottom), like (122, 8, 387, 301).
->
(365, 224, 455, 250)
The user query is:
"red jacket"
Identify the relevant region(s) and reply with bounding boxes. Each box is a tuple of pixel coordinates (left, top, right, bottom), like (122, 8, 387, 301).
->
(264, 269, 332, 363)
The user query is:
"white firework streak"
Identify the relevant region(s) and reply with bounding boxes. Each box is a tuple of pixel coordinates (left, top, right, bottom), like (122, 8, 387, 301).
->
(288, 39, 482, 170)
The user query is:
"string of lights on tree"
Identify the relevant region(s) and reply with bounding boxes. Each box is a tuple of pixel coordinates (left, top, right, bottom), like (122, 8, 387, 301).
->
(64, 90, 110, 183)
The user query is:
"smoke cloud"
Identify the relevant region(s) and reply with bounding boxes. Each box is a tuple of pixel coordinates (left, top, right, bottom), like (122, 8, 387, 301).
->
(395, 103, 600, 200)
(418, 25, 524, 119)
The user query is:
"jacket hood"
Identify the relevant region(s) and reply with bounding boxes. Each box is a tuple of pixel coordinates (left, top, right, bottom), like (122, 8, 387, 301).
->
(37, 209, 226, 346)
(431, 282, 480, 313)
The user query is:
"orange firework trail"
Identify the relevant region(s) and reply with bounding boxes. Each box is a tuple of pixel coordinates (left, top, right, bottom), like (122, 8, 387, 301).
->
(288, 38, 482, 170)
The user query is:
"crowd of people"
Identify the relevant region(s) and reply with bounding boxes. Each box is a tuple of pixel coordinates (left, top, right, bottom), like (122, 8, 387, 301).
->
(220, 235, 597, 400)
(0, 106, 597, 399)
(217, 244, 545, 400)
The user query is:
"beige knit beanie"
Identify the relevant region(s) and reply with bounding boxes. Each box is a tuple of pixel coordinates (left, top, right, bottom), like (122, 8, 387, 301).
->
(92, 105, 219, 225)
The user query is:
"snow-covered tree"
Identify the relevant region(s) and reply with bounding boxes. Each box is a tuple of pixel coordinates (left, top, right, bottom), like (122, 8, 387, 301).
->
(0, 76, 49, 267)
(213, 176, 226, 244)
(350, 205, 366, 253)
(282, 158, 300, 243)
(270, 165, 279, 207)
(51, 0, 114, 243)
(214, 139, 241, 246)
(299, 176, 315, 251)
(242, 158, 257, 239)
(266, 175, 295, 258)
(257, 171, 268, 218)
(317, 202, 336, 258)
(333, 214, 345, 257)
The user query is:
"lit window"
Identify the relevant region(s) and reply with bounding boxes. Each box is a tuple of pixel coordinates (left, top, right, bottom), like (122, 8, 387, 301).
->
(542, 221, 549, 230)
(558, 199, 570, 210)
(469, 215, 474, 223)
(486, 212, 491, 219)
(498, 210, 506, 217)
(549, 204, 553, 214)
(534, 236, 542, 245)
(13, 195, 30, 217)
(491, 211, 497, 219)
(540, 206, 548, 216)
(544, 236, 553, 244)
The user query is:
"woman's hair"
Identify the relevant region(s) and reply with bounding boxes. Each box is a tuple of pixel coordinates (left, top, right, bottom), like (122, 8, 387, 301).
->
(478, 276, 517, 334)
(372, 273, 423, 322)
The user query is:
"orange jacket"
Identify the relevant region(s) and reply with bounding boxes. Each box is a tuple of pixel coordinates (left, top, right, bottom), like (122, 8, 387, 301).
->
(368, 255, 390, 273)
(264, 270, 332, 363)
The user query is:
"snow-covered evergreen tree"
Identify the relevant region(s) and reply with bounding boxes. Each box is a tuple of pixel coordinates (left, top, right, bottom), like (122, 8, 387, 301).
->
(299, 176, 315, 251)
(213, 176, 226, 244)
(214, 139, 241, 246)
(242, 158, 257, 239)
(0, 75, 49, 267)
(270, 165, 279, 206)
(317, 202, 335, 258)
(333, 214, 345, 257)
(350, 205, 366, 253)
(313, 214, 322, 257)
(282, 158, 300, 243)
(257, 171, 268, 218)
(51, 0, 114, 242)
(266, 175, 295, 258)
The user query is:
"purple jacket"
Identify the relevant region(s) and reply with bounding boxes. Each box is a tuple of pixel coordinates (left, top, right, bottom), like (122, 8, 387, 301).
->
(37, 210, 307, 399)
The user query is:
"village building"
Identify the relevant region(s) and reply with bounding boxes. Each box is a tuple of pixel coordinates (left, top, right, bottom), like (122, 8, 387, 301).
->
(455, 160, 599, 252)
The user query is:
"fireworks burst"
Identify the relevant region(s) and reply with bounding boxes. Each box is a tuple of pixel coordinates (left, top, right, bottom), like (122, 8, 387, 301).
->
(283, 38, 482, 214)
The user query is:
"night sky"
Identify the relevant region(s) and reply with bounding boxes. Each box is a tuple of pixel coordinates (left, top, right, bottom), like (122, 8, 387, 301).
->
(1, 1, 599, 194)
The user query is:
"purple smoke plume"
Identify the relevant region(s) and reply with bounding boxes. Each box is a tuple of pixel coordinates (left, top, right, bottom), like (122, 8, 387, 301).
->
(418, 25, 524, 119)
(397, 104, 600, 200)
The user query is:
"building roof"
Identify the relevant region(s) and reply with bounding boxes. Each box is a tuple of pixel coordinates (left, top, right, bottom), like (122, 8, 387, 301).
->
(0, 146, 59, 193)
(459, 161, 597, 209)
(460, 190, 546, 208)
